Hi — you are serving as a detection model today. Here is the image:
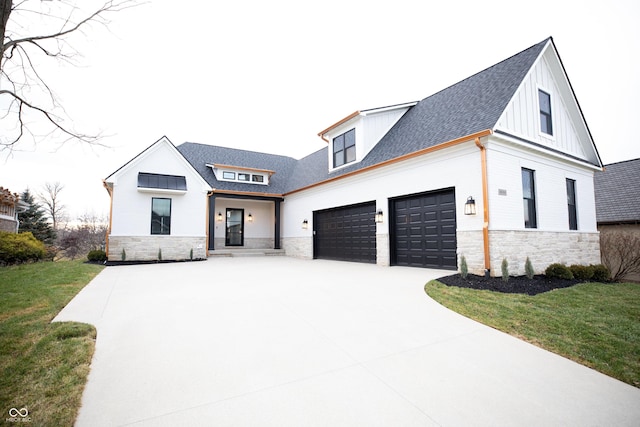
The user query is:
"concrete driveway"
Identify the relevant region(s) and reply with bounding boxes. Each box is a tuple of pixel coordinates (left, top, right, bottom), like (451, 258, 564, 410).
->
(54, 257, 640, 426)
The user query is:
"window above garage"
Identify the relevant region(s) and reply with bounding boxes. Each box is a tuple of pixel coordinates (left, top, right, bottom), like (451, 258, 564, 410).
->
(137, 173, 187, 194)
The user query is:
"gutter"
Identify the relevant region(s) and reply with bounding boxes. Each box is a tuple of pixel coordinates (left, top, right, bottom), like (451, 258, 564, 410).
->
(317, 111, 361, 143)
(474, 137, 492, 275)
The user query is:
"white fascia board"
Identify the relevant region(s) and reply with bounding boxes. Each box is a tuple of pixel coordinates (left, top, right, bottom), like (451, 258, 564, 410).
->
(491, 131, 602, 172)
(360, 101, 418, 116)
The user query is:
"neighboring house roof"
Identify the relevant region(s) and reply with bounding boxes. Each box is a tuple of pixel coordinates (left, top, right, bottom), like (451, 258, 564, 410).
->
(595, 158, 640, 224)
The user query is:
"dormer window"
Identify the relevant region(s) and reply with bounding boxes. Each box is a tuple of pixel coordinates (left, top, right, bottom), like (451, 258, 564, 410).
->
(333, 129, 356, 168)
(208, 163, 273, 185)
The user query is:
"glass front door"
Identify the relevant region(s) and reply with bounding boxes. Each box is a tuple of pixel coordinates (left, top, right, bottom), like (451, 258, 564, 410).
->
(225, 208, 244, 246)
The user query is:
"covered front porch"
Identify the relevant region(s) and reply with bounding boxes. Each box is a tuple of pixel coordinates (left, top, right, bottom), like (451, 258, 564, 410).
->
(208, 193, 283, 252)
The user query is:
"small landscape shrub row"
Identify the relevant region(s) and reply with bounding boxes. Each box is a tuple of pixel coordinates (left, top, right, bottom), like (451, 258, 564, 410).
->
(0, 231, 46, 265)
(545, 263, 610, 282)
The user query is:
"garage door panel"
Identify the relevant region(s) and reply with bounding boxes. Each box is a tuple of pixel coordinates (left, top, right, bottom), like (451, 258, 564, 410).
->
(314, 202, 376, 264)
(392, 189, 457, 270)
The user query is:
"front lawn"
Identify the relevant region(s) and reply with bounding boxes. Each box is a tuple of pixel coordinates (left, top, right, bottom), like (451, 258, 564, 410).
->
(0, 260, 104, 426)
(425, 280, 640, 388)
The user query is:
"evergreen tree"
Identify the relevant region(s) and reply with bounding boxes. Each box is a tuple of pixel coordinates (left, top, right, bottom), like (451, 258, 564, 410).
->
(18, 189, 56, 244)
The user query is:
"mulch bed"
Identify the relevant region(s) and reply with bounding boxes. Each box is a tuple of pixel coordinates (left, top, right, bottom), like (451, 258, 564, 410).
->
(437, 274, 584, 296)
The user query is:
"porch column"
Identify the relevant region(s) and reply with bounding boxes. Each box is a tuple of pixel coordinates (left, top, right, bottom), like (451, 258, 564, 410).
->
(208, 194, 216, 251)
(274, 200, 281, 249)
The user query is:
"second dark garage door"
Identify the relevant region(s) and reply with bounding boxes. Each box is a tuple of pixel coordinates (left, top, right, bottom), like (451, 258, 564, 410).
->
(391, 189, 457, 269)
(313, 202, 376, 263)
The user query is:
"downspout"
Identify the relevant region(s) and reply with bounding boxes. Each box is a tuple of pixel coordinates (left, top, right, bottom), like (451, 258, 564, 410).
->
(102, 180, 114, 258)
(474, 137, 491, 276)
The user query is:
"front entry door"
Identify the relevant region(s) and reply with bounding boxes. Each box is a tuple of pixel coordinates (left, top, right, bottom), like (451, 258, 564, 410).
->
(225, 208, 244, 246)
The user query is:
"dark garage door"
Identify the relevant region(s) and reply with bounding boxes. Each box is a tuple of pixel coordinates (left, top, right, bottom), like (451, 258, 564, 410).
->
(314, 202, 376, 263)
(392, 189, 457, 269)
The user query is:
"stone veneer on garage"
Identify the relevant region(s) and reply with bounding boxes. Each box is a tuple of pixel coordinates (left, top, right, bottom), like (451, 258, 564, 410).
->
(457, 230, 601, 277)
(108, 236, 207, 261)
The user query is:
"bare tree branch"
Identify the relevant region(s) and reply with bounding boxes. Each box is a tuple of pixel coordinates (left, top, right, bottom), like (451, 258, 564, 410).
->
(0, 0, 140, 151)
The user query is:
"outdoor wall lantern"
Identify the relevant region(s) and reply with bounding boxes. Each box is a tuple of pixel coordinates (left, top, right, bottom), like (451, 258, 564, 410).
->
(217, 211, 223, 222)
(464, 196, 477, 215)
(302, 219, 309, 230)
(375, 209, 384, 223)
(247, 213, 253, 222)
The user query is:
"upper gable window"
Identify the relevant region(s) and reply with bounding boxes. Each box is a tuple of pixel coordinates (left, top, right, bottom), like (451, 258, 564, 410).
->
(333, 129, 356, 168)
(539, 89, 553, 135)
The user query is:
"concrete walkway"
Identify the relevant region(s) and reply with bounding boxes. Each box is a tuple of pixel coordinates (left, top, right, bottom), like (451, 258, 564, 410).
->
(54, 257, 640, 426)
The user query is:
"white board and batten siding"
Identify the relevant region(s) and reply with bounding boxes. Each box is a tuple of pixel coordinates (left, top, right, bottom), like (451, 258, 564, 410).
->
(495, 45, 598, 166)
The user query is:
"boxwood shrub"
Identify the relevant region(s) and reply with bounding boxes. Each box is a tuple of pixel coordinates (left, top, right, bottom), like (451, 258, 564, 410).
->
(545, 263, 574, 280)
(590, 264, 611, 282)
(569, 264, 594, 281)
(87, 250, 107, 262)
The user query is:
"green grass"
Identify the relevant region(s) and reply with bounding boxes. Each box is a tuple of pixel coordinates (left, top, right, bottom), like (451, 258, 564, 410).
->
(0, 260, 104, 426)
(425, 280, 640, 388)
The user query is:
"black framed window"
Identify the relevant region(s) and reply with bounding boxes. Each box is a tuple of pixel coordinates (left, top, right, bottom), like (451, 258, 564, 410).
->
(539, 89, 553, 135)
(138, 173, 186, 191)
(252, 175, 264, 183)
(522, 168, 537, 229)
(238, 173, 250, 181)
(151, 198, 171, 235)
(333, 128, 356, 168)
(567, 178, 577, 230)
(222, 171, 235, 180)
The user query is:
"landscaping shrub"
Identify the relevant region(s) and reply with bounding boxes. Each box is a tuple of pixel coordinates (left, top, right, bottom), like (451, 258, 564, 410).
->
(0, 231, 46, 265)
(87, 250, 107, 262)
(525, 257, 535, 279)
(460, 255, 468, 279)
(591, 264, 611, 282)
(501, 258, 509, 282)
(570, 264, 595, 281)
(545, 263, 574, 280)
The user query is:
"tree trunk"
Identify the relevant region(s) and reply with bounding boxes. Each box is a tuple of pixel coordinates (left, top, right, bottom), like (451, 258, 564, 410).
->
(0, 0, 11, 69)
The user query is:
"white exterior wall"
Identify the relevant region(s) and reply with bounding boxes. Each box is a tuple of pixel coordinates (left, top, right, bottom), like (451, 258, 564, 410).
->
(486, 138, 597, 232)
(482, 136, 600, 275)
(283, 142, 485, 264)
(107, 139, 210, 261)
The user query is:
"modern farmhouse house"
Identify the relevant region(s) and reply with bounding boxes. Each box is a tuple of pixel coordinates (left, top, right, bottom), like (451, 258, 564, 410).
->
(104, 37, 603, 276)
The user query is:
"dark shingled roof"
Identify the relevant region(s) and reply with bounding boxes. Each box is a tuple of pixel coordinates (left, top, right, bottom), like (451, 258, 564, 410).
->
(284, 38, 549, 192)
(176, 143, 298, 195)
(595, 158, 640, 224)
(176, 38, 550, 195)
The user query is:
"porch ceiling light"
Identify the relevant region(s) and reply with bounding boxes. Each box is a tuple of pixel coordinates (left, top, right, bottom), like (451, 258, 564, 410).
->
(217, 211, 223, 222)
(464, 196, 476, 215)
(375, 209, 384, 223)
(302, 219, 309, 230)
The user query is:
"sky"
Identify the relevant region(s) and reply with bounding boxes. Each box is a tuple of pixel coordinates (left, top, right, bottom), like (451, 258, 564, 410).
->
(1, 0, 639, 220)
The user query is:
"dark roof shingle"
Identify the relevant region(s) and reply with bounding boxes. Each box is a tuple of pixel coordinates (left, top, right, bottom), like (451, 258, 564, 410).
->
(177, 39, 551, 195)
(595, 158, 640, 223)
